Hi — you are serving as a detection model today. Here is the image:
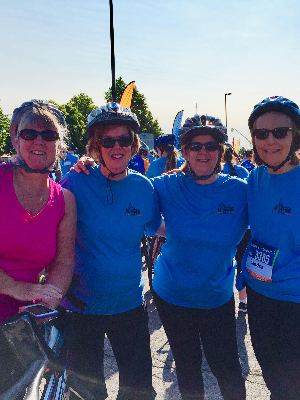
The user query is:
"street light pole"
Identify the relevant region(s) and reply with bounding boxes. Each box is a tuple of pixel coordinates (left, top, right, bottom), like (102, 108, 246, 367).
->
(225, 92, 232, 127)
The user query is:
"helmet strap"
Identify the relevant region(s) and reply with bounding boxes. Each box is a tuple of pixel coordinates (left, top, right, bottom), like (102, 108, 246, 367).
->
(187, 150, 222, 181)
(254, 146, 292, 172)
(10, 140, 55, 174)
(100, 158, 128, 205)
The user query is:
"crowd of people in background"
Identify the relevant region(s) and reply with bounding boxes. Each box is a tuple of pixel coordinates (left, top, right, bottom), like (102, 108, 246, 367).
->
(1, 95, 300, 400)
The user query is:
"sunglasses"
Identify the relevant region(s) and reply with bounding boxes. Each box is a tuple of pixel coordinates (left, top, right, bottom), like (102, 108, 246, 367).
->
(253, 127, 293, 140)
(99, 136, 133, 148)
(187, 142, 220, 152)
(18, 129, 59, 141)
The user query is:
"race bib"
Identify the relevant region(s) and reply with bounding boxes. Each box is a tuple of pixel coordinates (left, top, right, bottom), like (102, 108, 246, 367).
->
(246, 239, 279, 282)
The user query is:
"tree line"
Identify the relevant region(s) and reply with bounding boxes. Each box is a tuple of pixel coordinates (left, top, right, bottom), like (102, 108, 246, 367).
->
(0, 77, 163, 156)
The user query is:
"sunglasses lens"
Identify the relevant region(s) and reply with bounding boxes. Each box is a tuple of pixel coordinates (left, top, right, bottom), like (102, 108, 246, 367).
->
(100, 138, 115, 148)
(253, 129, 269, 140)
(254, 127, 292, 140)
(188, 142, 219, 151)
(118, 136, 133, 147)
(100, 136, 133, 148)
(205, 142, 219, 151)
(19, 129, 36, 140)
(273, 127, 291, 139)
(19, 129, 58, 141)
(188, 143, 202, 151)
(41, 131, 59, 141)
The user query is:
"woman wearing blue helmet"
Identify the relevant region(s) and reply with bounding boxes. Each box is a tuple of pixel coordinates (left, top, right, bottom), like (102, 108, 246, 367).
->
(242, 96, 300, 399)
(145, 134, 184, 178)
(60, 102, 161, 400)
(151, 115, 248, 400)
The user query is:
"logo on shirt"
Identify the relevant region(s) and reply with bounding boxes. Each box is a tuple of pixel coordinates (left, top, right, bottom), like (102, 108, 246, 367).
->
(215, 203, 236, 214)
(123, 203, 142, 216)
(272, 199, 292, 216)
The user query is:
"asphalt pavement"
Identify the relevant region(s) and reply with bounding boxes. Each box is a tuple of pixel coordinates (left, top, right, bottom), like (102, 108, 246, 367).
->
(103, 263, 270, 400)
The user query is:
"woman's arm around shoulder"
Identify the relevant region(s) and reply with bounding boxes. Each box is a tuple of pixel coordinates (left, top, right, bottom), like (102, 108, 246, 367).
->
(45, 188, 77, 308)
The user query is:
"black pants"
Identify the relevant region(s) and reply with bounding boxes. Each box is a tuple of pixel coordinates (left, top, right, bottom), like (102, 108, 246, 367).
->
(153, 292, 245, 400)
(247, 285, 300, 400)
(67, 302, 155, 400)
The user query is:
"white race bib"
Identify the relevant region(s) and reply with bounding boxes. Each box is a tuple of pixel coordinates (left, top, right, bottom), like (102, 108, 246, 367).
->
(246, 239, 279, 282)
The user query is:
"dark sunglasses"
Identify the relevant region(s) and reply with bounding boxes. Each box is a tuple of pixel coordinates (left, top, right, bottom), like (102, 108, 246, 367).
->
(99, 136, 133, 148)
(187, 142, 220, 152)
(18, 129, 59, 141)
(253, 127, 293, 140)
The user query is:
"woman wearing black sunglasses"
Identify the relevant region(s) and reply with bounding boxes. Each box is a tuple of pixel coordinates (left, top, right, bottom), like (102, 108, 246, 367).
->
(60, 102, 161, 400)
(241, 96, 300, 399)
(151, 114, 248, 400)
(0, 100, 76, 323)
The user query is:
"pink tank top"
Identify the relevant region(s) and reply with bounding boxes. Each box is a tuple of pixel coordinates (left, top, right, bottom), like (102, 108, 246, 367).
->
(0, 166, 65, 304)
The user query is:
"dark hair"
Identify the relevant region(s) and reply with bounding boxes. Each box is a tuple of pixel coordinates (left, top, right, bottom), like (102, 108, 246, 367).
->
(87, 125, 140, 164)
(157, 144, 179, 172)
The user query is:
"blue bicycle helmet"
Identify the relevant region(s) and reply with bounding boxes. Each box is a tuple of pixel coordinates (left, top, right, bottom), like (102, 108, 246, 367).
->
(86, 102, 140, 137)
(248, 96, 300, 130)
(154, 134, 176, 150)
(179, 114, 227, 146)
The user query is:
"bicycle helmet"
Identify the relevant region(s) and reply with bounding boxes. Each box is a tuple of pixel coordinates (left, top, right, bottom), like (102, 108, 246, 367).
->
(86, 102, 140, 138)
(179, 114, 227, 181)
(248, 96, 300, 130)
(249, 96, 300, 172)
(224, 143, 234, 154)
(154, 134, 176, 150)
(179, 114, 227, 146)
(139, 141, 149, 152)
(9, 100, 67, 174)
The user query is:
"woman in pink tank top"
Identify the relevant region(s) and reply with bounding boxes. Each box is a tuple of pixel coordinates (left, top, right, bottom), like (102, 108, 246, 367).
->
(0, 100, 76, 323)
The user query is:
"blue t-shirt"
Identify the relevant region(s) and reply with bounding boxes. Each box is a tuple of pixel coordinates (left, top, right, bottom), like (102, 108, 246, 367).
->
(60, 153, 79, 177)
(242, 165, 300, 303)
(60, 167, 161, 314)
(152, 173, 248, 309)
(145, 156, 185, 179)
(221, 163, 249, 180)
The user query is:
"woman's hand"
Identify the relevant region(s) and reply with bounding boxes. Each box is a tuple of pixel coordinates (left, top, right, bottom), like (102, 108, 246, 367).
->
(71, 156, 96, 175)
(12, 281, 62, 308)
(161, 168, 181, 176)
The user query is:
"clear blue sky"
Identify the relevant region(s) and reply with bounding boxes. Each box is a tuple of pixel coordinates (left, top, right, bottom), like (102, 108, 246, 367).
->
(1, 0, 300, 148)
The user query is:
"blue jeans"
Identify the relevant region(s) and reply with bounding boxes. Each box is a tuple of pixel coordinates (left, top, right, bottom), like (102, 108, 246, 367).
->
(67, 302, 155, 400)
(153, 292, 245, 400)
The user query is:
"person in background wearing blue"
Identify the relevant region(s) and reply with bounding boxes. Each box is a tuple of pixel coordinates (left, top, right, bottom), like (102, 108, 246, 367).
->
(221, 143, 249, 179)
(60, 102, 161, 400)
(128, 141, 149, 174)
(242, 96, 300, 400)
(151, 115, 248, 400)
(145, 134, 185, 178)
(60, 144, 79, 177)
(241, 149, 255, 173)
